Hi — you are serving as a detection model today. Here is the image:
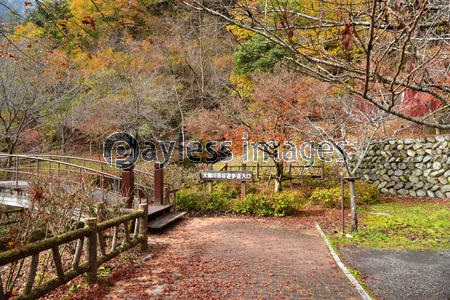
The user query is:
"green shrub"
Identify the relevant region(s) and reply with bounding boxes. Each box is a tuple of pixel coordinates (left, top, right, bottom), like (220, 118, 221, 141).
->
(235, 190, 303, 216)
(357, 181, 379, 205)
(216, 181, 257, 196)
(309, 181, 379, 209)
(270, 191, 300, 216)
(309, 187, 342, 209)
(175, 189, 203, 212)
(175, 188, 233, 212)
(207, 191, 232, 211)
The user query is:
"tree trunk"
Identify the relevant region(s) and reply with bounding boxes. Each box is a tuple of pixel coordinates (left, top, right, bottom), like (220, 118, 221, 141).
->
(349, 180, 358, 232)
(274, 162, 283, 193)
(61, 125, 66, 156)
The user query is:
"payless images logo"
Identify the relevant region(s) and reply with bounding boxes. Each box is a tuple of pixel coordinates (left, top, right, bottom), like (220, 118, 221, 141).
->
(103, 132, 233, 169)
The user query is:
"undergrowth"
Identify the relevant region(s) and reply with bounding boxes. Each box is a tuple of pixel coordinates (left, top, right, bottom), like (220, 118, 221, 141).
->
(330, 200, 450, 250)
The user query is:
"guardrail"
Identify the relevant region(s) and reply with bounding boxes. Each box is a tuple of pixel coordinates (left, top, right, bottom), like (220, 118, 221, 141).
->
(29, 155, 154, 194)
(0, 204, 148, 300)
(0, 154, 156, 207)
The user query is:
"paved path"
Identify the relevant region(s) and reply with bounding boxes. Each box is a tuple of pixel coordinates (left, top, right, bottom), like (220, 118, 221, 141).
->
(102, 216, 360, 299)
(340, 247, 450, 300)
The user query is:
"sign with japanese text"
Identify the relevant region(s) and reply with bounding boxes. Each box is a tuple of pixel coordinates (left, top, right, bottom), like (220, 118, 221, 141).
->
(200, 171, 253, 181)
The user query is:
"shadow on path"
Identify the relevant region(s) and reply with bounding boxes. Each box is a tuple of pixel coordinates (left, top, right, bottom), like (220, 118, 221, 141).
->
(340, 247, 450, 300)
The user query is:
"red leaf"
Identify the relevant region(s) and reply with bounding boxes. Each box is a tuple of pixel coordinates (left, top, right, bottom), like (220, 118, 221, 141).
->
(288, 30, 294, 40)
(340, 23, 354, 51)
(395, 0, 405, 12)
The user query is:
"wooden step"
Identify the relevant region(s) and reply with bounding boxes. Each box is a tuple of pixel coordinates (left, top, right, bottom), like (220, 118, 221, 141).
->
(122, 204, 173, 221)
(148, 204, 173, 218)
(148, 211, 187, 229)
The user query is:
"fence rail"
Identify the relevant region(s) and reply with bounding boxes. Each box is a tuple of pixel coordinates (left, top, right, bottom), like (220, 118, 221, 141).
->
(29, 155, 155, 194)
(0, 204, 148, 300)
(0, 154, 155, 205)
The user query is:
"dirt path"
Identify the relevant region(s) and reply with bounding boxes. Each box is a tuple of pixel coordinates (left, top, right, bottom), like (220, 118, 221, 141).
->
(80, 216, 359, 299)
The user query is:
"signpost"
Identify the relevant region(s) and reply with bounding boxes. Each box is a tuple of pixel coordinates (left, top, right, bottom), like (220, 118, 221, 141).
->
(200, 171, 253, 181)
(200, 170, 253, 199)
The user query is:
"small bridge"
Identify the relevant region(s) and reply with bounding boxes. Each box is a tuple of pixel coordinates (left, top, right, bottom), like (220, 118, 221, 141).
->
(0, 154, 186, 228)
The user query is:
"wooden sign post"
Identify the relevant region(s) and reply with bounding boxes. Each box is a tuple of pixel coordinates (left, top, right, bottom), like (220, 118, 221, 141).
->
(200, 170, 253, 200)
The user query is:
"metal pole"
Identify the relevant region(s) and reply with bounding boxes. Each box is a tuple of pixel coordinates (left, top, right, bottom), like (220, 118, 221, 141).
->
(15, 156, 18, 187)
(101, 174, 104, 202)
(241, 163, 246, 200)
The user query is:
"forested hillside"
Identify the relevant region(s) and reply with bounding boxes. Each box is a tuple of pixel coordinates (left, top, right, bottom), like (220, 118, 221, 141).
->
(1, 0, 449, 159)
(0, 0, 236, 155)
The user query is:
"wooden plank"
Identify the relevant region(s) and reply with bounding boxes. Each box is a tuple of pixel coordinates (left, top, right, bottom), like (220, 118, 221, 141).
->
(148, 211, 187, 229)
(52, 247, 65, 279)
(148, 204, 173, 216)
(24, 254, 39, 295)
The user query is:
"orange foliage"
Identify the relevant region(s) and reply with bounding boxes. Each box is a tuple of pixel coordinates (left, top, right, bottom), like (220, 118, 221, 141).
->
(186, 70, 323, 160)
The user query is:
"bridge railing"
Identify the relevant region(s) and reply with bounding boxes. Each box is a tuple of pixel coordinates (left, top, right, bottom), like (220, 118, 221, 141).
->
(0, 204, 148, 300)
(19, 155, 155, 198)
(0, 154, 156, 206)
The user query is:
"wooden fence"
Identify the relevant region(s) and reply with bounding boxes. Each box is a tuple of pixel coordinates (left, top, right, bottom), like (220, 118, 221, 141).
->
(0, 204, 148, 300)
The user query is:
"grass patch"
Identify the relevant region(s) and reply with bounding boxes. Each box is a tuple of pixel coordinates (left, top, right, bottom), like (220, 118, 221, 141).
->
(330, 200, 450, 250)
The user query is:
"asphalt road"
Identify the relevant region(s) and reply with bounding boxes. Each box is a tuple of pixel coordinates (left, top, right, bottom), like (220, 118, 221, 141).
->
(339, 247, 450, 299)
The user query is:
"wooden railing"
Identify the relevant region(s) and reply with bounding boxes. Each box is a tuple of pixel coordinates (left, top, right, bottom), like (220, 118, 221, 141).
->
(0, 154, 154, 204)
(0, 204, 148, 300)
(29, 155, 154, 194)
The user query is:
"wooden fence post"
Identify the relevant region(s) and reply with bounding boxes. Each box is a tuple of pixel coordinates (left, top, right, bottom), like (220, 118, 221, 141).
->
(256, 162, 259, 181)
(321, 162, 324, 179)
(23, 254, 39, 295)
(288, 164, 293, 189)
(121, 166, 135, 208)
(207, 164, 212, 194)
(96, 203, 105, 221)
(85, 218, 97, 285)
(241, 164, 246, 200)
(139, 203, 148, 251)
(154, 163, 164, 205)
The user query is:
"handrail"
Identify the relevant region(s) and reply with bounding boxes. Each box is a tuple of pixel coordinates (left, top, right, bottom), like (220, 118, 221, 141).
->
(0, 205, 148, 300)
(29, 154, 154, 178)
(0, 155, 155, 206)
(0, 154, 175, 208)
(0, 154, 121, 180)
(0, 155, 125, 201)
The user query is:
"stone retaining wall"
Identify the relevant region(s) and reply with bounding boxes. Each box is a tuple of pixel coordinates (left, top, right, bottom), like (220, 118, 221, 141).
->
(356, 136, 450, 198)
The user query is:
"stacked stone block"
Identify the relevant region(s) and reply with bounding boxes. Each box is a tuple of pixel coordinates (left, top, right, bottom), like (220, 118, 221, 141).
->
(356, 136, 450, 198)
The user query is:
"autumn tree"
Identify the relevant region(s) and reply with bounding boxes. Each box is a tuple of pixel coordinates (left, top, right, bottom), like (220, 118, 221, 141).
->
(186, 68, 321, 192)
(293, 88, 414, 232)
(0, 53, 50, 154)
(183, 0, 450, 130)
